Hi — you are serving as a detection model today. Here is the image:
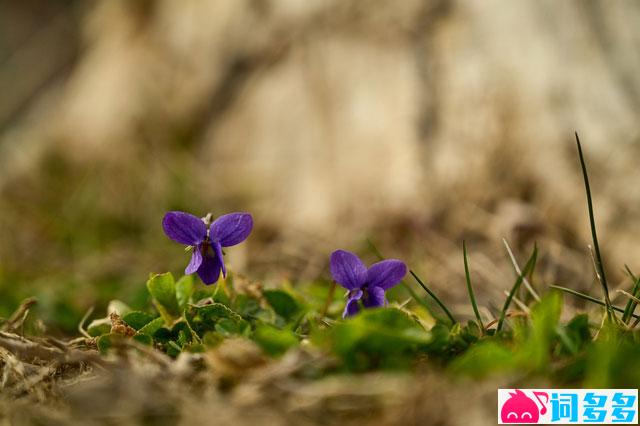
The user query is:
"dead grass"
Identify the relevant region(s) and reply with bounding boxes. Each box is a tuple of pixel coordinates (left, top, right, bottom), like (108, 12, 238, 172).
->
(0, 298, 502, 425)
(0, 326, 503, 426)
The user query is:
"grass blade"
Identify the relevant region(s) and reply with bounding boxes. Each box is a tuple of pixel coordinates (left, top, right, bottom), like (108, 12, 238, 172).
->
(502, 238, 540, 301)
(409, 270, 457, 324)
(367, 238, 456, 324)
(574, 132, 614, 321)
(617, 289, 640, 305)
(366, 238, 432, 313)
(463, 241, 484, 331)
(550, 284, 640, 320)
(627, 283, 640, 322)
(366, 238, 385, 261)
(398, 281, 432, 311)
(496, 246, 538, 333)
(622, 265, 640, 323)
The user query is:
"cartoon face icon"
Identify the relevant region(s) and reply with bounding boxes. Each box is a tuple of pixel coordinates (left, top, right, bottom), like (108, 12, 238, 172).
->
(501, 390, 547, 423)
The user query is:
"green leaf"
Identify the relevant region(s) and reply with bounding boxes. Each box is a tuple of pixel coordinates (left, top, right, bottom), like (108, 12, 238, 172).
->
(177, 327, 190, 346)
(585, 325, 640, 387)
(446, 321, 480, 352)
(137, 317, 165, 336)
(202, 331, 224, 347)
(190, 303, 242, 322)
(253, 324, 299, 357)
(133, 333, 153, 346)
(151, 327, 173, 344)
(449, 341, 515, 378)
(192, 288, 215, 305)
(184, 343, 206, 353)
(263, 290, 302, 321)
(122, 311, 155, 330)
(185, 303, 249, 338)
(516, 291, 562, 370)
(215, 318, 243, 336)
(87, 318, 111, 337)
(167, 340, 182, 357)
(212, 279, 231, 306)
(175, 275, 195, 311)
(150, 321, 195, 354)
(97, 334, 114, 355)
(563, 314, 591, 351)
(327, 308, 431, 371)
(146, 272, 180, 323)
(233, 294, 262, 317)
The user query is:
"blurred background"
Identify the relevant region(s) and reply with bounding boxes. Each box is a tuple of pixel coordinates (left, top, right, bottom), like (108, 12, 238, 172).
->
(1, 0, 640, 333)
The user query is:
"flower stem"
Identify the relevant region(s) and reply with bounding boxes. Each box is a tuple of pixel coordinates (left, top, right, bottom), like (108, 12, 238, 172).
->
(321, 280, 337, 318)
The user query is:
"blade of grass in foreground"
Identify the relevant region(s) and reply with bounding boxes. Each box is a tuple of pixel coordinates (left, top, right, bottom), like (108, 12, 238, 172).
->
(496, 246, 538, 333)
(463, 241, 484, 331)
(366, 238, 432, 313)
(367, 238, 457, 324)
(550, 285, 640, 320)
(622, 265, 640, 324)
(575, 132, 614, 321)
(409, 269, 457, 325)
(502, 238, 540, 302)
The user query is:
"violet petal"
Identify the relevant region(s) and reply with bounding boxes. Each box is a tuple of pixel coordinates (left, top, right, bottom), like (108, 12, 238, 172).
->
(210, 213, 253, 247)
(213, 242, 226, 278)
(185, 245, 203, 274)
(366, 259, 407, 290)
(342, 289, 363, 318)
(162, 211, 207, 245)
(197, 253, 222, 285)
(330, 250, 367, 290)
(363, 286, 386, 308)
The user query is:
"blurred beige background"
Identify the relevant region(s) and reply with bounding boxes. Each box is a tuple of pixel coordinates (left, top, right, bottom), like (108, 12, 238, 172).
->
(1, 0, 639, 328)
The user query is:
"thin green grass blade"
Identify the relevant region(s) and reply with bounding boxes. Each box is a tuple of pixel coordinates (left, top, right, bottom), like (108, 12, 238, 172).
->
(496, 246, 538, 333)
(503, 238, 540, 302)
(618, 289, 640, 305)
(627, 280, 640, 321)
(366, 238, 384, 261)
(622, 265, 640, 323)
(624, 264, 637, 283)
(555, 325, 578, 355)
(368, 237, 455, 322)
(463, 241, 484, 331)
(409, 270, 456, 324)
(574, 132, 614, 321)
(399, 281, 432, 312)
(550, 284, 640, 320)
(366, 238, 431, 313)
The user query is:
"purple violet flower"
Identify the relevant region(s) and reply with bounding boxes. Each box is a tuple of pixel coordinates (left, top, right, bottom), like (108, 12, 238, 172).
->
(330, 249, 407, 318)
(162, 211, 253, 285)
